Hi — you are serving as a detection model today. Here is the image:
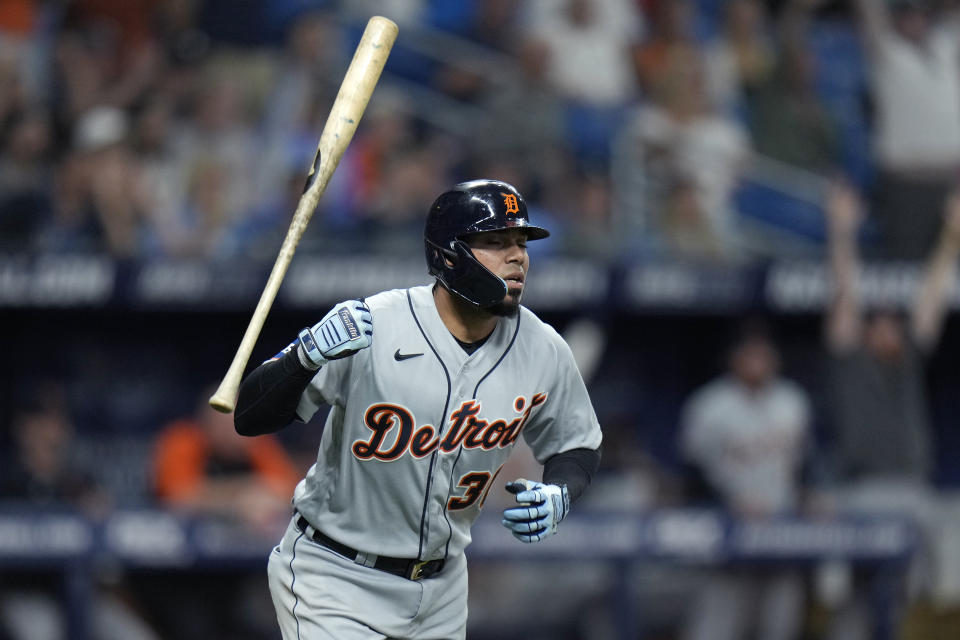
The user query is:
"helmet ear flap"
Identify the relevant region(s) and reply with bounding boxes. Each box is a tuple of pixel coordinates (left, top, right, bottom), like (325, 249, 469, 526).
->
(425, 237, 458, 274)
(449, 239, 475, 269)
(438, 240, 507, 307)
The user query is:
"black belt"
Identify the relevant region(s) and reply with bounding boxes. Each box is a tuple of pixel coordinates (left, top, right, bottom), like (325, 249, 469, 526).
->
(294, 515, 445, 581)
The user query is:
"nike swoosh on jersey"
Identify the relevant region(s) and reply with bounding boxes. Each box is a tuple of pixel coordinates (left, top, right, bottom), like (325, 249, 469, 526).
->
(394, 349, 424, 361)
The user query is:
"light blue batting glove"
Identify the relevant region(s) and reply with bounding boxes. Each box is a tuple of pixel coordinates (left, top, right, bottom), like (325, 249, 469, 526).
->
(298, 300, 373, 369)
(501, 478, 570, 543)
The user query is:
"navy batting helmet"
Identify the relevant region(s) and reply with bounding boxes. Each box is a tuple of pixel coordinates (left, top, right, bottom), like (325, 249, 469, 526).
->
(424, 179, 550, 307)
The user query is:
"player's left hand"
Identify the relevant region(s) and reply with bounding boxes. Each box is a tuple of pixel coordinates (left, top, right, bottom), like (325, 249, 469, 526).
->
(501, 479, 569, 543)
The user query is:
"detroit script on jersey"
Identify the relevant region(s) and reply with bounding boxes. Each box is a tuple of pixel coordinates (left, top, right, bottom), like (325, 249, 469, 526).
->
(352, 395, 547, 461)
(287, 285, 602, 561)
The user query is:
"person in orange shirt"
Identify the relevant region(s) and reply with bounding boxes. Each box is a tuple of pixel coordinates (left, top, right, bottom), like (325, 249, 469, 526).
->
(148, 388, 299, 638)
(153, 387, 301, 535)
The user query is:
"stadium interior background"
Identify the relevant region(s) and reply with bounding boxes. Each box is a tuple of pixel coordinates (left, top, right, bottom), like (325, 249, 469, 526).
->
(4, 0, 960, 639)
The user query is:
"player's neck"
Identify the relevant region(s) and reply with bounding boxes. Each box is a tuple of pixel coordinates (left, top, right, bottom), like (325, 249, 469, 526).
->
(433, 285, 498, 343)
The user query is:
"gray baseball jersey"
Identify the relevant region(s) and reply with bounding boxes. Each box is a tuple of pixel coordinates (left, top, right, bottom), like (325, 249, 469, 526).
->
(288, 284, 602, 561)
(680, 375, 810, 513)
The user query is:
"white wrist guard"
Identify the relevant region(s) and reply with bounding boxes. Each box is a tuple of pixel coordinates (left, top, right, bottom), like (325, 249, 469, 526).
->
(297, 327, 325, 369)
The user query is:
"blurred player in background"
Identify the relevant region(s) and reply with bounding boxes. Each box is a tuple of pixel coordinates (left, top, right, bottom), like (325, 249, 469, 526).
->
(679, 325, 812, 640)
(153, 385, 301, 534)
(822, 179, 960, 639)
(0, 385, 159, 640)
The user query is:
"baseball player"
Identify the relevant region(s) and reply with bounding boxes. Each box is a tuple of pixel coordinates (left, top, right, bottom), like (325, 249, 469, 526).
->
(234, 179, 603, 639)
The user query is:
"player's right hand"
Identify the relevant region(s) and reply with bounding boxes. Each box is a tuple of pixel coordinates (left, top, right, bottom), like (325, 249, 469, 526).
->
(298, 300, 373, 369)
(501, 478, 569, 543)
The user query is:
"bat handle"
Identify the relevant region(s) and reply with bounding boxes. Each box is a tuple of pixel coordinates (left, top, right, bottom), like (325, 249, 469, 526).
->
(209, 367, 243, 414)
(208, 300, 272, 413)
(209, 250, 291, 413)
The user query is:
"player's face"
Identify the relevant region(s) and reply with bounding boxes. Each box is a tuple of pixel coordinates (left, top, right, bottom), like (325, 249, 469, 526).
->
(893, 7, 929, 44)
(730, 338, 778, 389)
(465, 228, 530, 310)
(865, 312, 905, 362)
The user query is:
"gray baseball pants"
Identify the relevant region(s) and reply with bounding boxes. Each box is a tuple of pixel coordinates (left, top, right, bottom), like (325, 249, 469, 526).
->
(267, 517, 468, 640)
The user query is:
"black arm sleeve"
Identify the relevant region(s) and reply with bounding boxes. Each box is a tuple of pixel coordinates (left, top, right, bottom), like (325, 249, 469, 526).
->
(542, 446, 602, 504)
(234, 348, 318, 436)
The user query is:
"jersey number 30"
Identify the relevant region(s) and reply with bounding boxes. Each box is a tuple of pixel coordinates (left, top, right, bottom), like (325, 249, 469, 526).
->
(447, 467, 503, 511)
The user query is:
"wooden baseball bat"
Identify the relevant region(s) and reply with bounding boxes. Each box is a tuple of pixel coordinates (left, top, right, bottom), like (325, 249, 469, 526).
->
(209, 16, 398, 413)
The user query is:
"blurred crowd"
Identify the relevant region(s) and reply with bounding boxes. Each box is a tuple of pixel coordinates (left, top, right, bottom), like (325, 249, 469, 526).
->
(7, 0, 960, 639)
(3, 0, 960, 262)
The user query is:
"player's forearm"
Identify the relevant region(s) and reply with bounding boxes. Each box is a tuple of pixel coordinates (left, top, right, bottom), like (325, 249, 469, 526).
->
(826, 220, 863, 349)
(235, 348, 317, 436)
(778, 0, 814, 51)
(542, 446, 601, 504)
(912, 234, 960, 348)
(828, 223, 860, 304)
(852, 0, 890, 53)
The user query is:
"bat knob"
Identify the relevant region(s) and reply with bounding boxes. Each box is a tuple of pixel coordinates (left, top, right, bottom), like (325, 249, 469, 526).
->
(208, 393, 236, 414)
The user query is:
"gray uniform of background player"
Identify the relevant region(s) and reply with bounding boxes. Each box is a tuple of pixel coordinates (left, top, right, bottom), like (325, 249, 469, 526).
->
(265, 284, 601, 638)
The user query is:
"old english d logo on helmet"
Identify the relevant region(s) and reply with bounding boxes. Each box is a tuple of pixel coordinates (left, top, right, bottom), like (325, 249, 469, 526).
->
(424, 179, 549, 307)
(501, 192, 520, 217)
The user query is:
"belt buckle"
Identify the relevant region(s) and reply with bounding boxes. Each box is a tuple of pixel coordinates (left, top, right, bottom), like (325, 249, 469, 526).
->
(408, 560, 430, 581)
